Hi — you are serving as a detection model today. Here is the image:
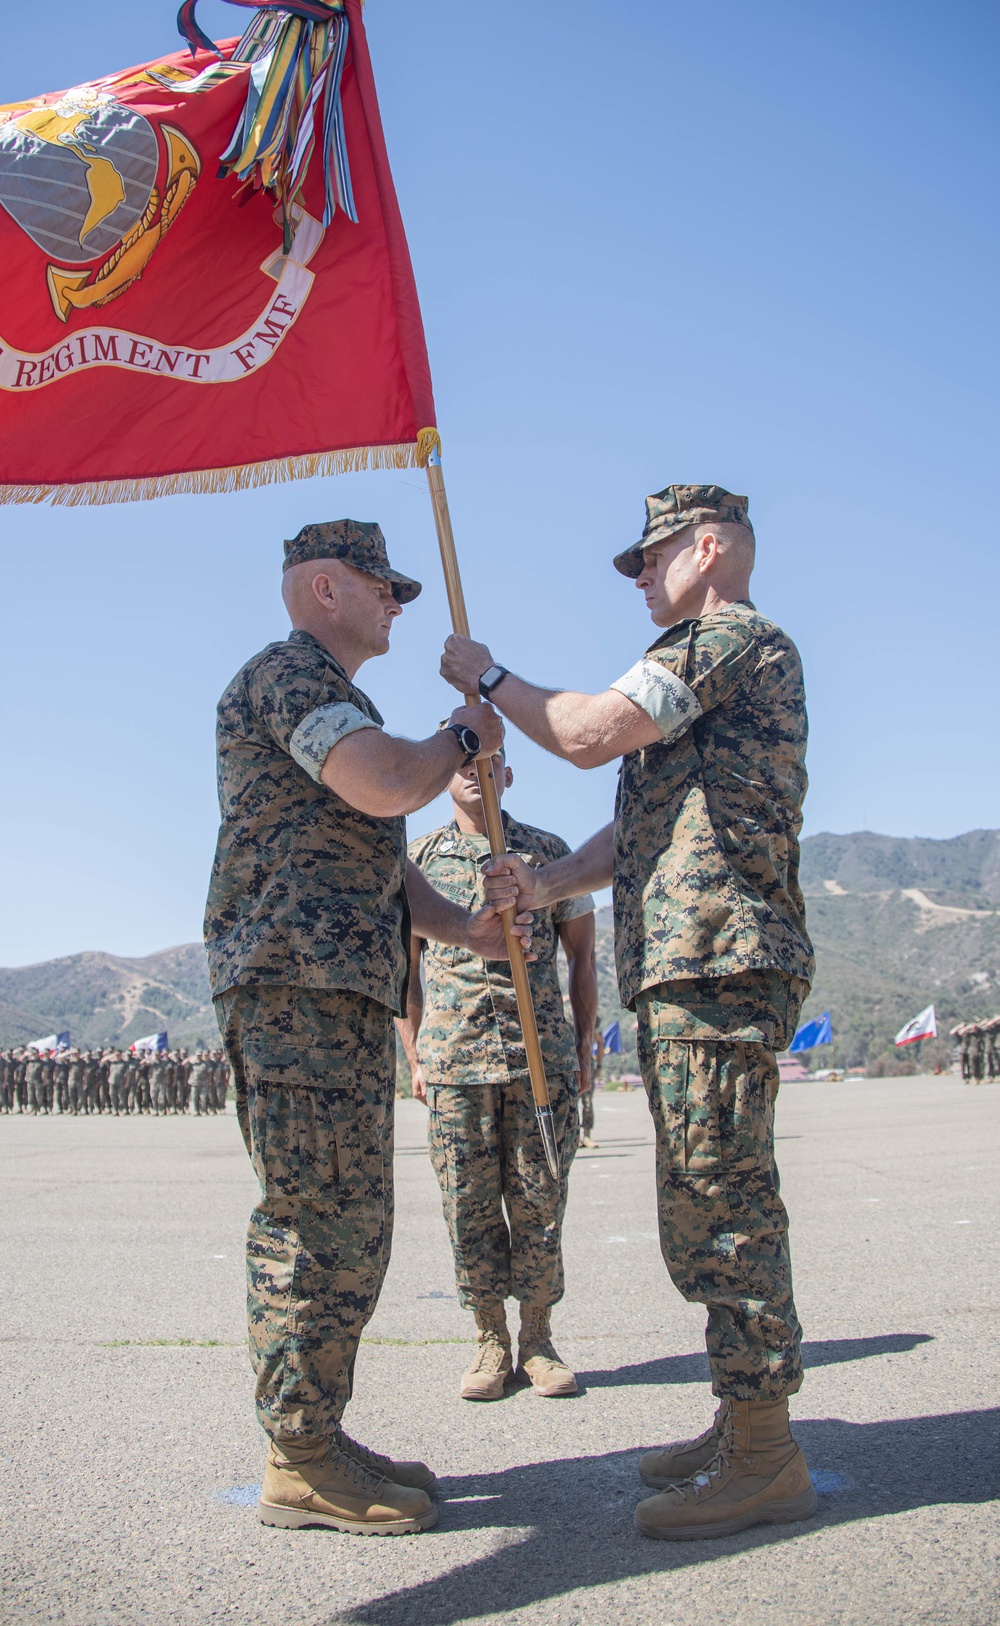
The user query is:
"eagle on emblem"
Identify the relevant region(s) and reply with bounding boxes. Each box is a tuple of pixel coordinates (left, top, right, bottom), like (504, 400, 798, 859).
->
(0, 87, 200, 322)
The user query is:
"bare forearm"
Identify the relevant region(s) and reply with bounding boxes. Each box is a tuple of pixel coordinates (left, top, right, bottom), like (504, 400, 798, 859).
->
(488, 674, 658, 768)
(407, 861, 476, 946)
(323, 729, 462, 818)
(532, 824, 615, 907)
(395, 1010, 422, 1070)
(568, 955, 599, 1052)
(489, 675, 606, 766)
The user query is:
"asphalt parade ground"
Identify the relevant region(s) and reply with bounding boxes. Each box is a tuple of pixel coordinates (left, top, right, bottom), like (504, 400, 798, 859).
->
(1, 1077, 998, 1626)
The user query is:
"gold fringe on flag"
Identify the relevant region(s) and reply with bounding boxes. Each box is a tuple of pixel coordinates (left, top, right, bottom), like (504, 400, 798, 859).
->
(414, 426, 442, 467)
(0, 442, 420, 508)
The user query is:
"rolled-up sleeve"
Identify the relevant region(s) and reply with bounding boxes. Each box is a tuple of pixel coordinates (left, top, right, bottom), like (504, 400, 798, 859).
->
(610, 658, 702, 743)
(554, 892, 596, 923)
(289, 702, 381, 782)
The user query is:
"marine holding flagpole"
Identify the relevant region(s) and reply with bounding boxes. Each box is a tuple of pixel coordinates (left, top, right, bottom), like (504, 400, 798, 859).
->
(205, 520, 534, 1535)
(444, 483, 819, 1542)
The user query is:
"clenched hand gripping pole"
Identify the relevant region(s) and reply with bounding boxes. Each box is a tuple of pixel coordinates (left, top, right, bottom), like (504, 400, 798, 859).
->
(422, 441, 560, 1181)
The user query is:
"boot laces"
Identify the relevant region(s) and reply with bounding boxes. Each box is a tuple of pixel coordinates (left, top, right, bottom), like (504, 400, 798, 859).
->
(668, 1409, 737, 1503)
(323, 1441, 385, 1492)
(468, 1334, 510, 1375)
(336, 1429, 393, 1479)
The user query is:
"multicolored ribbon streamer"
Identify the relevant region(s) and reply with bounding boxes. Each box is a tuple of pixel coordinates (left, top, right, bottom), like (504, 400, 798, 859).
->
(177, 0, 346, 57)
(178, 0, 355, 243)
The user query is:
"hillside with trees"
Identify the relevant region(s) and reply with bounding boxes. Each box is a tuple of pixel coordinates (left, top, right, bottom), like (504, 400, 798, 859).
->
(3, 830, 998, 1076)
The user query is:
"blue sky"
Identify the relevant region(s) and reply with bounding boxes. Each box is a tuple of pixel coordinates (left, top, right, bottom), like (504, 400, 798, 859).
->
(1, 0, 998, 967)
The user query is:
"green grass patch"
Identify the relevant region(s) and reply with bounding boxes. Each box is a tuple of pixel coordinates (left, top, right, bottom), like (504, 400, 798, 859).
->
(98, 1338, 238, 1348)
(99, 1335, 475, 1350)
(362, 1336, 473, 1347)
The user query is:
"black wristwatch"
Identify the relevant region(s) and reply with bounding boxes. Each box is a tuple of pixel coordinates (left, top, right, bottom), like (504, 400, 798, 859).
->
(440, 721, 481, 766)
(478, 663, 509, 699)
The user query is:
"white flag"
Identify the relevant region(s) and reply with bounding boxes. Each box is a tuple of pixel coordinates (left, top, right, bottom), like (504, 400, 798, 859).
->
(27, 1031, 70, 1051)
(131, 1031, 168, 1052)
(894, 1004, 937, 1047)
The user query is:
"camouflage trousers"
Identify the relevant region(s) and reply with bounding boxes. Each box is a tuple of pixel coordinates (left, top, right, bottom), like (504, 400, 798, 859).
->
(579, 1086, 595, 1137)
(426, 1074, 579, 1311)
(636, 998, 803, 1402)
(215, 984, 395, 1441)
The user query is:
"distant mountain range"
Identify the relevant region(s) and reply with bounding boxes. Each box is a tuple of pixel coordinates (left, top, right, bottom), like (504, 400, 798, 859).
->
(3, 829, 998, 1072)
(0, 943, 215, 1051)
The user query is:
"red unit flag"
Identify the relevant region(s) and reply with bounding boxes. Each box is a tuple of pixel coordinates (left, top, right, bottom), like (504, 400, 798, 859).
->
(0, 0, 436, 504)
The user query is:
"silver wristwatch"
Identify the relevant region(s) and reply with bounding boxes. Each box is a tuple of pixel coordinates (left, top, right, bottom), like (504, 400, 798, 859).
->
(440, 721, 481, 766)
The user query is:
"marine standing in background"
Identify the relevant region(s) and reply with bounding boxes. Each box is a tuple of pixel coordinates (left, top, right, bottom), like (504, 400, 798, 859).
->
(443, 482, 817, 1541)
(189, 1053, 213, 1115)
(580, 1017, 603, 1149)
(205, 520, 529, 1538)
(951, 1022, 972, 1081)
(67, 1051, 86, 1115)
(23, 1050, 44, 1114)
(53, 1049, 70, 1113)
(149, 1051, 169, 1115)
(106, 1051, 128, 1114)
(969, 1023, 986, 1085)
(399, 752, 597, 1402)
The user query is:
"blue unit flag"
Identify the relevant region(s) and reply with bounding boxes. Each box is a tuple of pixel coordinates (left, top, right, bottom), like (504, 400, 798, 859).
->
(790, 1011, 833, 1053)
(603, 1020, 623, 1054)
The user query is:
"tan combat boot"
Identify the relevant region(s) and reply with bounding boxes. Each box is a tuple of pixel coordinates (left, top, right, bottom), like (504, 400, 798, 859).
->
(336, 1427, 438, 1492)
(258, 1436, 437, 1534)
(517, 1304, 579, 1397)
(635, 1396, 816, 1541)
(460, 1302, 513, 1401)
(639, 1399, 731, 1487)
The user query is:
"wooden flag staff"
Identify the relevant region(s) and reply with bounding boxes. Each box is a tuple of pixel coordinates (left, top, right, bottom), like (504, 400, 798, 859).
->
(421, 440, 561, 1181)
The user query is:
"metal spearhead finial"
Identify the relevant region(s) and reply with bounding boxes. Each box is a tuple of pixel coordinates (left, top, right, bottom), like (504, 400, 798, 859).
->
(535, 1105, 560, 1182)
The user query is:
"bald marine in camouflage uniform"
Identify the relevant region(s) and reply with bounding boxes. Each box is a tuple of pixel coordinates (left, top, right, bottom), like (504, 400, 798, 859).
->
(442, 483, 817, 1542)
(206, 519, 523, 1538)
(398, 754, 597, 1402)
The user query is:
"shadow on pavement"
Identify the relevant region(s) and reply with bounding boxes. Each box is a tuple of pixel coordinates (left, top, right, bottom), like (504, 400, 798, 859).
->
(577, 1332, 934, 1390)
(326, 1407, 999, 1626)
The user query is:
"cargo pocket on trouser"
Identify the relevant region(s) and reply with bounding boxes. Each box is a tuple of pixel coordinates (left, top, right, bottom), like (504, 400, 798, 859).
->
(506, 1075, 576, 1307)
(638, 1011, 802, 1401)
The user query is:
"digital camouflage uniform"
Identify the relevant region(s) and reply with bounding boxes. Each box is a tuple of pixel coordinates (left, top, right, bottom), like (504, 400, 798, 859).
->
(189, 1054, 214, 1115)
(580, 1025, 602, 1139)
(106, 1054, 129, 1114)
(205, 626, 409, 1442)
(67, 1053, 86, 1114)
(53, 1052, 69, 1113)
(218, 1056, 232, 1109)
(23, 1052, 44, 1114)
(149, 1054, 170, 1115)
(611, 598, 813, 1402)
(410, 812, 593, 1312)
(970, 1024, 986, 1084)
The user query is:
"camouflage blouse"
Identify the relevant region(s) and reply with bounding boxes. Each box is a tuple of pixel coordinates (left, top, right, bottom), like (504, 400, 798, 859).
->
(204, 630, 409, 1012)
(612, 603, 814, 1009)
(409, 812, 594, 1086)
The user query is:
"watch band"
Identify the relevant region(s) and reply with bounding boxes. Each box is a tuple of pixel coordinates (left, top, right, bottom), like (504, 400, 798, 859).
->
(478, 663, 509, 699)
(440, 721, 481, 766)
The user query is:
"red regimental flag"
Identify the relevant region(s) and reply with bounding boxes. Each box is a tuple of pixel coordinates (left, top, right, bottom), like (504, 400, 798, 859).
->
(0, 0, 435, 504)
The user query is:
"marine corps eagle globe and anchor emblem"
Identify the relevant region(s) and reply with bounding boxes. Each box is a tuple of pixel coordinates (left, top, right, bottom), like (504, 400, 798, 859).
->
(0, 86, 200, 321)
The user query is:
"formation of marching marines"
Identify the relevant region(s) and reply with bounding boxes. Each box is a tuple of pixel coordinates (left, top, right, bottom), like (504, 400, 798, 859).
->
(950, 1017, 1000, 1084)
(0, 1048, 231, 1115)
